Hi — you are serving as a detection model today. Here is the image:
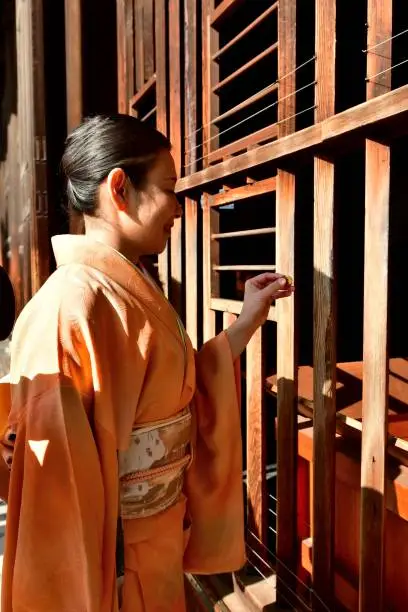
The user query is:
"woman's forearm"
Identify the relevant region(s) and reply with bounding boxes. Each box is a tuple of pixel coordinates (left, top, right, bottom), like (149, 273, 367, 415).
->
(225, 316, 256, 361)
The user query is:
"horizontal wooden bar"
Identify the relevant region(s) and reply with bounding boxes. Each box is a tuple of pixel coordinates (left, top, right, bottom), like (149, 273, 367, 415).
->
(129, 73, 156, 109)
(214, 83, 278, 125)
(210, 0, 245, 28)
(207, 123, 278, 165)
(213, 264, 276, 271)
(213, 2, 278, 61)
(210, 177, 277, 207)
(140, 106, 157, 122)
(176, 83, 408, 194)
(212, 227, 276, 239)
(212, 43, 278, 93)
(210, 297, 276, 322)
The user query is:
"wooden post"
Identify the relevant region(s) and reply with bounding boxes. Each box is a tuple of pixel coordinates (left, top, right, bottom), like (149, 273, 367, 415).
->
(202, 0, 219, 164)
(134, 0, 144, 90)
(117, 0, 127, 112)
(276, 0, 297, 602)
(202, 195, 217, 342)
(169, 0, 183, 317)
(246, 327, 267, 555)
(185, 198, 198, 347)
(155, 0, 169, 296)
(359, 3, 392, 610)
(65, 0, 83, 131)
(312, 1, 336, 609)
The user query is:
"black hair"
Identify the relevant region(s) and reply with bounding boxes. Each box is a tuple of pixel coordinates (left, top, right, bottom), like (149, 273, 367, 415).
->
(61, 114, 171, 215)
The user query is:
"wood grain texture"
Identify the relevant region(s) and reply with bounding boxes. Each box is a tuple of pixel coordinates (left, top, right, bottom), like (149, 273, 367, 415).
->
(315, 0, 336, 123)
(359, 139, 390, 612)
(134, 0, 144, 90)
(246, 327, 267, 549)
(202, 0, 219, 162)
(202, 195, 216, 341)
(312, 157, 336, 610)
(65, 0, 83, 130)
(184, 0, 198, 173)
(142, 0, 154, 81)
(185, 198, 197, 347)
(278, 0, 296, 135)
(359, 4, 392, 609)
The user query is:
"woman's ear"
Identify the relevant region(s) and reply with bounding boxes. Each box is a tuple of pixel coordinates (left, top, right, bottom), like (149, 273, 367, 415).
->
(107, 168, 128, 211)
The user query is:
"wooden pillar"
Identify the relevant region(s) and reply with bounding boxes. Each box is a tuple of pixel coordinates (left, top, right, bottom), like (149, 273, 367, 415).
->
(359, 3, 392, 610)
(312, 0, 337, 609)
(202, 0, 219, 163)
(276, 0, 297, 601)
(202, 196, 217, 342)
(155, 0, 170, 297)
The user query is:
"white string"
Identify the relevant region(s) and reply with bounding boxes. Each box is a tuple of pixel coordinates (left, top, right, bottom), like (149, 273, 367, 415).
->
(185, 55, 316, 141)
(364, 27, 408, 53)
(247, 530, 332, 612)
(184, 90, 316, 169)
(366, 57, 408, 82)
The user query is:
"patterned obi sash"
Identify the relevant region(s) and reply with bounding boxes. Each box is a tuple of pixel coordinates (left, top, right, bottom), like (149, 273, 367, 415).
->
(118, 407, 192, 519)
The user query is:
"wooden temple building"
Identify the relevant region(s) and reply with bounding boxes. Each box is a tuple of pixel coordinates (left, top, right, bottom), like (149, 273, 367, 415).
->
(1, 0, 408, 609)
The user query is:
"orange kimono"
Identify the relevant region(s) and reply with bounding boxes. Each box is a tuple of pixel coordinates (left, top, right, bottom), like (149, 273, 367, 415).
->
(1, 235, 245, 612)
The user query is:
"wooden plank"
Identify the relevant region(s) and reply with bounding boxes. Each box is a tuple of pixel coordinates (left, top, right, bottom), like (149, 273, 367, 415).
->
(312, 157, 336, 611)
(359, 5, 392, 610)
(207, 124, 278, 166)
(129, 74, 156, 108)
(213, 83, 279, 127)
(246, 327, 267, 550)
(212, 228, 276, 239)
(202, 0, 219, 162)
(211, 298, 276, 323)
(65, 0, 82, 131)
(210, 0, 245, 29)
(202, 195, 217, 341)
(143, 0, 154, 81)
(184, 0, 198, 173)
(213, 3, 278, 61)
(185, 198, 198, 347)
(32, 0, 50, 292)
(210, 177, 277, 207)
(213, 265, 276, 272)
(134, 0, 144, 90)
(117, 0, 127, 112)
(213, 44, 278, 94)
(155, 0, 169, 296)
(276, 0, 297, 601)
(275, 170, 297, 591)
(175, 84, 408, 194)
(311, 1, 336, 609)
(169, 0, 183, 316)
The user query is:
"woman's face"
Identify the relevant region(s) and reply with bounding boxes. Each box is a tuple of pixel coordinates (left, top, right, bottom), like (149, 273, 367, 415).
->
(125, 149, 182, 255)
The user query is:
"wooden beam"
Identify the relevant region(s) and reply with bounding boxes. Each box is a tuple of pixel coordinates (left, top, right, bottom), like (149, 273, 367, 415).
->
(207, 124, 278, 166)
(129, 74, 156, 109)
(117, 0, 127, 112)
(212, 43, 278, 94)
(210, 0, 245, 29)
(134, 0, 144, 90)
(175, 84, 408, 194)
(209, 177, 276, 207)
(359, 3, 392, 610)
(184, 0, 198, 173)
(276, 0, 297, 601)
(246, 327, 267, 555)
(65, 0, 83, 131)
(143, 0, 154, 81)
(312, 1, 337, 609)
(211, 297, 276, 322)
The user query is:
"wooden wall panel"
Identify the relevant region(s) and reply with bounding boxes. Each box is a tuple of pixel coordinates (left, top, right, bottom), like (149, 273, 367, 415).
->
(65, 0, 83, 131)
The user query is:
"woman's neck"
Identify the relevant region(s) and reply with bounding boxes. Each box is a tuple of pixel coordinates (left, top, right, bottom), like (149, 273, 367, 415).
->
(84, 223, 141, 265)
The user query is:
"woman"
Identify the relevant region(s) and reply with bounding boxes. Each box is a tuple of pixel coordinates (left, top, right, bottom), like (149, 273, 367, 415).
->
(1, 115, 293, 611)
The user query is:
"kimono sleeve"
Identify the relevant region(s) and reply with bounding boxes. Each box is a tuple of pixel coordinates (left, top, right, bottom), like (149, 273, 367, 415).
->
(184, 331, 246, 574)
(1, 343, 112, 611)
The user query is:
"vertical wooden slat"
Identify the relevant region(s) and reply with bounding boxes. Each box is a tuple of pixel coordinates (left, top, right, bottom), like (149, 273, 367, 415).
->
(155, 0, 169, 296)
(359, 3, 392, 611)
(117, 0, 127, 112)
(143, 0, 154, 81)
(312, 1, 337, 609)
(246, 327, 267, 551)
(32, 0, 49, 292)
(185, 198, 198, 347)
(65, 0, 83, 131)
(169, 0, 183, 316)
(184, 0, 197, 174)
(202, 195, 216, 342)
(134, 0, 144, 90)
(276, 0, 297, 601)
(202, 0, 219, 163)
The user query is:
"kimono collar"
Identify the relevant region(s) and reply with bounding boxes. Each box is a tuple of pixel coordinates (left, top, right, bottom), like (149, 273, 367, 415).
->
(51, 234, 180, 339)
